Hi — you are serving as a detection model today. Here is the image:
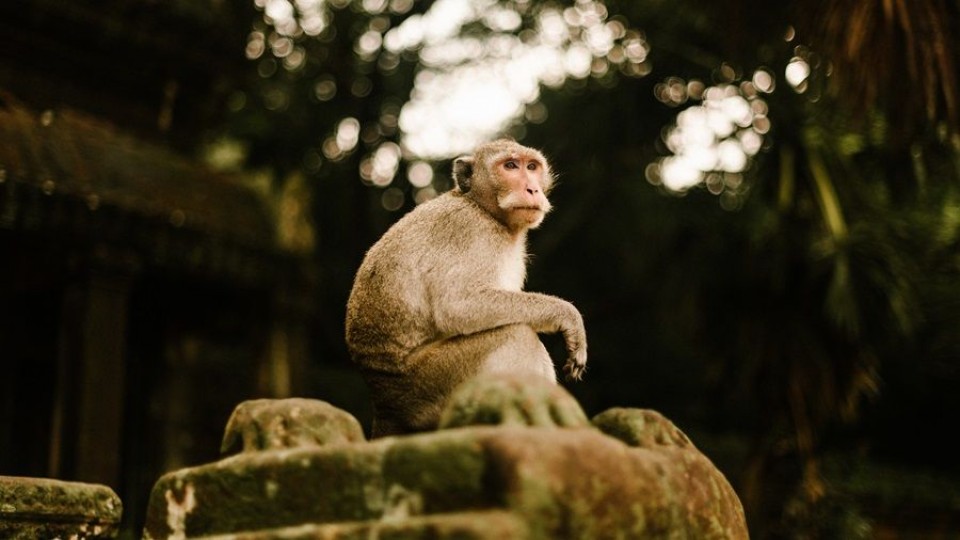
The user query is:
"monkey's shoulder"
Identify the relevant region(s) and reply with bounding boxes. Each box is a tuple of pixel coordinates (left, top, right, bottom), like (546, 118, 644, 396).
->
(404, 191, 483, 223)
(382, 193, 503, 249)
(355, 192, 526, 294)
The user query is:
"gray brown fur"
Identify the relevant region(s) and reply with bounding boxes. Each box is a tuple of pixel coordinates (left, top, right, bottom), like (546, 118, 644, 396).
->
(345, 140, 587, 437)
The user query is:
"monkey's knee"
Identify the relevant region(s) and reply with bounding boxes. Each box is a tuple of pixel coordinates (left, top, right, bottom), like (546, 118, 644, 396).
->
(366, 378, 444, 438)
(481, 325, 556, 383)
(370, 415, 407, 438)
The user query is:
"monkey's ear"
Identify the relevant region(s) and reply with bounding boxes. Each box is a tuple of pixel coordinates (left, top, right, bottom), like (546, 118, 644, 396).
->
(452, 156, 474, 193)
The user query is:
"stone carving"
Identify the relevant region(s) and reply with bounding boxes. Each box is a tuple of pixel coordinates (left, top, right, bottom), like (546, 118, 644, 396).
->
(144, 374, 748, 539)
(220, 397, 366, 455)
(592, 407, 693, 449)
(438, 372, 590, 429)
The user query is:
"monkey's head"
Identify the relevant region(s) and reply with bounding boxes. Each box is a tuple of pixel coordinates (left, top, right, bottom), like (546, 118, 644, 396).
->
(452, 139, 554, 233)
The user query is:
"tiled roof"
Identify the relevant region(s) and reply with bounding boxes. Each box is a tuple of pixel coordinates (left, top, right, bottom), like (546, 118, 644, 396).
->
(0, 90, 289, 283)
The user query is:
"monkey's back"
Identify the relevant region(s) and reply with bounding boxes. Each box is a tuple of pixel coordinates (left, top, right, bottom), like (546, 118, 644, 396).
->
(345, 192, 512, 373)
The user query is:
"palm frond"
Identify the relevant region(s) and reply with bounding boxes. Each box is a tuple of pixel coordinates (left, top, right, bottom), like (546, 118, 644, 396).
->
(800, 0, 960, 134)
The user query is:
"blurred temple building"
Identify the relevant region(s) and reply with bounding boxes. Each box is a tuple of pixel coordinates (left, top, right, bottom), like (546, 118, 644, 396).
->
(0, 0, 314, 532)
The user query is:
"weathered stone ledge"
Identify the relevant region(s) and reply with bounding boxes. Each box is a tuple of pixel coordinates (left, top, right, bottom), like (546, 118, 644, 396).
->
(142, 374, 748, 539)
(0, 475, 122, 539)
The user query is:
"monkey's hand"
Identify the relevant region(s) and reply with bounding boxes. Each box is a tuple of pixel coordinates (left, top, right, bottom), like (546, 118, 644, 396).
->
(559, 303, 587, 382)
(563, 348, 587, 381)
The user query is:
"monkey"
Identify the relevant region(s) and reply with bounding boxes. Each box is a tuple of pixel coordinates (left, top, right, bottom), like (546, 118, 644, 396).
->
(345, 139, 587, 437)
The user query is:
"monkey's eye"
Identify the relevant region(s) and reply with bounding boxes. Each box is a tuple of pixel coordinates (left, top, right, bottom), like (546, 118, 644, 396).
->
(504, 160, 519, 170)
(527, 162, 539, 171)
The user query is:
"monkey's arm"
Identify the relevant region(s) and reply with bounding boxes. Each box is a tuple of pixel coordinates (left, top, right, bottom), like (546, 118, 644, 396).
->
(432, 288, 587, 380)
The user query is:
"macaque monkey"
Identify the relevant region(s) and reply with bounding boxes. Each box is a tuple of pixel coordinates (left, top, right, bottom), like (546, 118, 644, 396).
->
(345, 139, 587, 437)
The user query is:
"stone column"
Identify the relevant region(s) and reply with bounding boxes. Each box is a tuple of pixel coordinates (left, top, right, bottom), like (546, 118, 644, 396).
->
(51, 271, 131, 488)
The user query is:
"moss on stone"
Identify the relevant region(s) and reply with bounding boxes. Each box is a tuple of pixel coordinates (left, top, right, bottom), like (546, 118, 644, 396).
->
(592, 408, 693, 450)
(142, 382, 748, 539)
(382, 430, 494, 515)
(221, 398, 366, 455)
(438, 373, 589, 430)
(0, 476, 121, 539)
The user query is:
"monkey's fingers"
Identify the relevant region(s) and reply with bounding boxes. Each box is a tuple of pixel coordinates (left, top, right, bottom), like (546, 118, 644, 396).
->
(563, 354, 587, 382)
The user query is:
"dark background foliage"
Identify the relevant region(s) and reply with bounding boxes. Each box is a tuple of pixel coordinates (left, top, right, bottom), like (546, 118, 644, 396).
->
(3, 0, 960, 537)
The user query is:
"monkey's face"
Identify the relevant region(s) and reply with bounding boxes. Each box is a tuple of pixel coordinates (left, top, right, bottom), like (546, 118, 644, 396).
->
(453, 141, 555, 233)
(492, 150, 553, 231)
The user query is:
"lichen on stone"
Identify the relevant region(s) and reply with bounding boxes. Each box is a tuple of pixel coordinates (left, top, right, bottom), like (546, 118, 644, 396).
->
(437, 372, 590, 430)
(220, 398, 366, 455)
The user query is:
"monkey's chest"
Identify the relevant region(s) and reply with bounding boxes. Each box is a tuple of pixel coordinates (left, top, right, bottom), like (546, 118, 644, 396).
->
(496, 249, 527, 291)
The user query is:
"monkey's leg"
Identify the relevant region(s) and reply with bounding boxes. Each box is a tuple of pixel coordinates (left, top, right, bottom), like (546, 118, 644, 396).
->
(476, 324, 556, 383)
(370, 324, 554, 437)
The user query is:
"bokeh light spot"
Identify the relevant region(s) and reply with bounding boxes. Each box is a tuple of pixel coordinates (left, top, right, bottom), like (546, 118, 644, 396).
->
(381, 187, 405, 210)
(314, 77, 337, 101)
(785, 57, 810, 91)
(407, 161, 434, 188)
(414, 186, 438, 204)
(752, 68, 775, 93)
(654, 69, 771, 196)
(336, 117, 361, 153)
